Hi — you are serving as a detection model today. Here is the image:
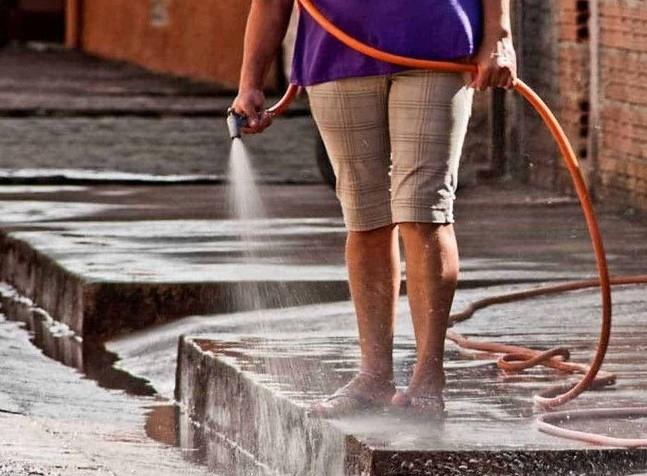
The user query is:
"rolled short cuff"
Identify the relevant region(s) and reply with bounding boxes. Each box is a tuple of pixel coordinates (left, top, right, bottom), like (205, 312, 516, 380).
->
(391, 203, 455, 225)
(342, 202, 393, 232)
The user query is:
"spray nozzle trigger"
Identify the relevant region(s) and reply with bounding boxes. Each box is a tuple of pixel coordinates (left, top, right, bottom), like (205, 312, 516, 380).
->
(227, 108, 248, 140)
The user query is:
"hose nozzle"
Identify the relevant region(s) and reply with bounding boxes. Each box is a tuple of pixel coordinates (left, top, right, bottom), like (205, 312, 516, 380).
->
(226, 108, 248, 140)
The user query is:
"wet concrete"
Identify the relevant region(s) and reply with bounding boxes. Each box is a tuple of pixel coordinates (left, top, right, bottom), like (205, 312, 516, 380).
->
(0, 45, 319, 184)
(172, 282, 647, 475)
(0, 311, 213, 475)
(0, 116, 321, 184)
(2, 183, 647, 341)
(2, 182, 647, 358)
(0, 184, 349, 341)
(2, 182, 647, 473)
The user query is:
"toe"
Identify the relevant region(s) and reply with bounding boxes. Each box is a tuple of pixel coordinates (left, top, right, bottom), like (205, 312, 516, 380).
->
(390, 390, 410, 408)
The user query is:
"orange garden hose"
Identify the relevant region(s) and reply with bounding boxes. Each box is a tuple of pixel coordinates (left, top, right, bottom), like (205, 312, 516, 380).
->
(264, 0, 647, 447)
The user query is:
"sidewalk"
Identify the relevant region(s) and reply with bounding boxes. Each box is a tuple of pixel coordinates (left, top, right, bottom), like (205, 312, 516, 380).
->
(0, 314, 212, 476)
(3, 181, 647, 474)
(0, 45, 319, 184)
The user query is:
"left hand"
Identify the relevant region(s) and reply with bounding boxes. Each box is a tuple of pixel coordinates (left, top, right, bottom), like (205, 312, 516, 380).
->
(470, 36, 517, 90)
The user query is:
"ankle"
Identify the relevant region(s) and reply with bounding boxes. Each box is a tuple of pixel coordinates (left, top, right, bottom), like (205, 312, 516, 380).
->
(408, 373, 445, 396)
(341, 373, 396, 402)
(358, 368, 394, 384)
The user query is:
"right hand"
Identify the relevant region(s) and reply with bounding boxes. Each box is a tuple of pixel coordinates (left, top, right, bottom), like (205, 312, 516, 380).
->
(231, 88, 273, 134)
(469, 35, 517, 91)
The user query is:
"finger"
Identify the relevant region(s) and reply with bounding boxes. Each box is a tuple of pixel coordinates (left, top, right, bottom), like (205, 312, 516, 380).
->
(240, 108, 261, 131)
(241, 124, 260, 134)
(477, 68, 493, 91)
(502, 65, 515, 88)
(510, 75, 518, 89)
(505, 75, 515, 90)
(257, 113, 273, 132)
(469, 68, 487, 90)
(468, 64, 481, 88)
(492, 65, 504, 89)
(232, 99, 254, 119)
(240, 113, 261, 134)
(468, 69, 479, 88)
(232, 102, 245, 116)
(496, 68, 511, 89)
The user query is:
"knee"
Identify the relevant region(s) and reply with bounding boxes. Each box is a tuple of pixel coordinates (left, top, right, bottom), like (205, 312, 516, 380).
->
(398, 222, 442, 236)
(400, 223, 459, 283)
(347, 225, 396, 251)
(348, 224, 397, 246)
(399, 222, 447, 245)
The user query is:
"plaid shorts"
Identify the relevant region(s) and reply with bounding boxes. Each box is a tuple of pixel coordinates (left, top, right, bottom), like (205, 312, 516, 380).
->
(307, 70, 473, 231)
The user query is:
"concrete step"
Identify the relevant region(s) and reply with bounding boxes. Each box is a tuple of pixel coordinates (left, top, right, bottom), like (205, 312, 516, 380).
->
(174, 281, 647, 475)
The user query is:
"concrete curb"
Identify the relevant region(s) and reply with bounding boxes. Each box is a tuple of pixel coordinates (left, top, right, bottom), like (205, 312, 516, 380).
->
(176, 336, 647, 476)
(0, 230, 350, 340)
(176, 336, 347, 475)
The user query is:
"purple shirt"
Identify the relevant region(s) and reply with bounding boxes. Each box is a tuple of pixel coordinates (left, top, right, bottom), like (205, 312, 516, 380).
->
(291, 1, 483, 86)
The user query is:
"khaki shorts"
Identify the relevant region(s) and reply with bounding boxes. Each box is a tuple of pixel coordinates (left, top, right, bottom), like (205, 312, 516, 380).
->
(307, 70, 473, 231)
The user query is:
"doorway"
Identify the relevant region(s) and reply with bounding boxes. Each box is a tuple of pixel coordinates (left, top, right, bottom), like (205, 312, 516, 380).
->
(0, 0, 65, 46)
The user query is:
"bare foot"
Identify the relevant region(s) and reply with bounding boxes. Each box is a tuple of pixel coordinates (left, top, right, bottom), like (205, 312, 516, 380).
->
(392, 389, 445, 416)
(392, 376, 446, 417)
(309, 372, 396, 418)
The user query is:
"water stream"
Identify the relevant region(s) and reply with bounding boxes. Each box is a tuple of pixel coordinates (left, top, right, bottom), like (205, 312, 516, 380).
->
(222, 138, 346, 475)
(228, 138, 267, 224)
(226, 137, 318, 377)
(226, 138, 318, 313)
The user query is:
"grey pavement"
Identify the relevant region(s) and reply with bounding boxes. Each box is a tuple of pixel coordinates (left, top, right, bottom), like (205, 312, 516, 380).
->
(0, 45, 308, 116)
(0, 313, 212, 476)
(2, 44, 647, 474)
(0, 116, 321, 183)
(0, 45, 319, 184)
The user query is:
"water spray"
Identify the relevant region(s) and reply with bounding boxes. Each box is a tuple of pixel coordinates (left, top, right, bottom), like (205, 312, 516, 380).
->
(230, 0, 647, 448)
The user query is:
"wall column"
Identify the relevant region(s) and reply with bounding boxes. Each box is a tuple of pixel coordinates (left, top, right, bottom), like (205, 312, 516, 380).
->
(588, 0, 601, 196)
(65, 0, 82, 48)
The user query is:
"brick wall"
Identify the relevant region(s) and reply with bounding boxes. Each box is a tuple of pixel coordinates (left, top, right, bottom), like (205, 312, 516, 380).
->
(514, 0, 591, 191)
(555, 0, 592, 191)
(597, 0, 647, 210)
(80, 0, 278, 90)
(514, 0, 647, 213)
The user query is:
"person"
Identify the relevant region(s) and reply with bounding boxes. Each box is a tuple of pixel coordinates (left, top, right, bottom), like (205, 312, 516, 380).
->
(232, 0, 517, 417)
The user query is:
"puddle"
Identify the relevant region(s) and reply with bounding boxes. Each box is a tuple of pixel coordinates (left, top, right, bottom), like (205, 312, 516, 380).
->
(145, 404, 181, 447)
(0, 185, 88, 193)
(0, 282, 156, 397)
(0, 200, 118, 222)
(82, 340, 157, 397)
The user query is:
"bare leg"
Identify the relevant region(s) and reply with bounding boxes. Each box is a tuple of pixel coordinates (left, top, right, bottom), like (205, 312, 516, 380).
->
(347, 224, 401, 381)
(399, 222, 459, 397)
(311, 224, 400, 416)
